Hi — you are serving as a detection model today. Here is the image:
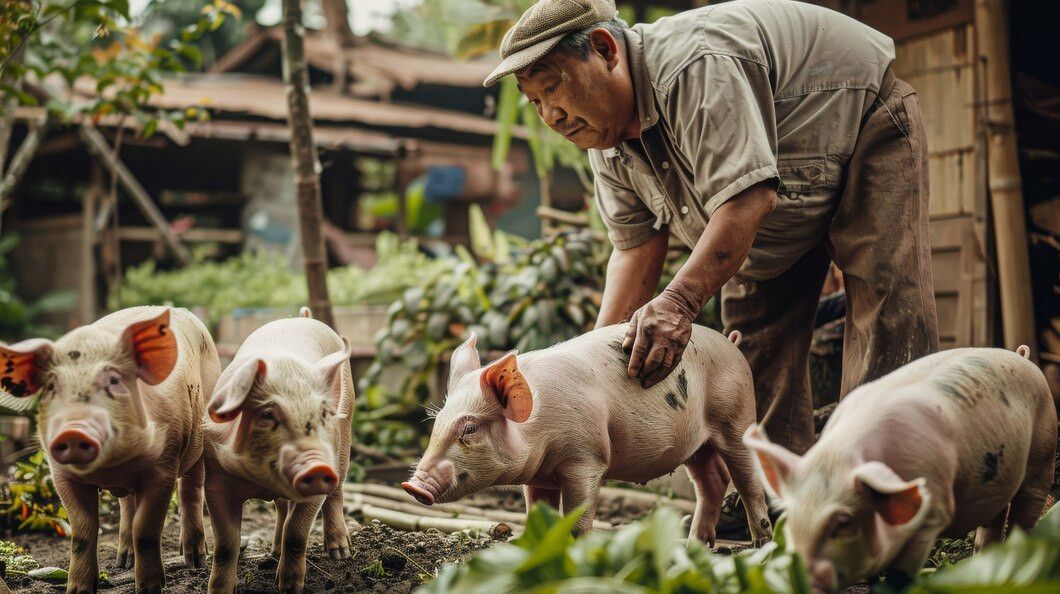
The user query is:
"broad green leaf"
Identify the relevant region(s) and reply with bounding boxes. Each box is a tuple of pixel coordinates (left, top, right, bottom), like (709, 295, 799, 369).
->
(491, 76, 520, 171)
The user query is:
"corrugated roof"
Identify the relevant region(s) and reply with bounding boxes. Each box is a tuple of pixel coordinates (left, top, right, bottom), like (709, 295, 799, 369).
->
(213, 27, 498, 91)
(73, 75, 523, 139)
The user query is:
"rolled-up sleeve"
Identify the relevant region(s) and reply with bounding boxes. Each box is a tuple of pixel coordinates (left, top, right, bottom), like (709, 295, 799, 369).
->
(589, 151, 661, 250)
(668, 54, 780, 214)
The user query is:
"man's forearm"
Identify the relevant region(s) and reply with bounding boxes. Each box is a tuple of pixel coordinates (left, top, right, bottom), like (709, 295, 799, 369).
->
(595, 231, 668, 328)
(665, 184, 777, 315)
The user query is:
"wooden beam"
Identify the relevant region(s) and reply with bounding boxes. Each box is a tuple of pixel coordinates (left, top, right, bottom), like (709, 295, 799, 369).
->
(536, 205, 588, 226)
(80, 164, 101, 324)
(78, 125, 191, 264)
(115, 226, 244, 244)
(975, 0, 1037, 357)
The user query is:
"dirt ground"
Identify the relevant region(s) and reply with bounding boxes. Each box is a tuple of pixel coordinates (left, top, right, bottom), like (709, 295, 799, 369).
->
(2, 483, 971, 593)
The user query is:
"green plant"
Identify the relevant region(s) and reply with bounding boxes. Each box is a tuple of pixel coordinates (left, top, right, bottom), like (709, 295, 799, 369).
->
(109, 232, 451, 327)
(0, 451, 70, 536)
(357, 228, 607, 449)
(420, 503, 1060, 594)
(0, 540, 41, 576)
(0, 232, 77, 343)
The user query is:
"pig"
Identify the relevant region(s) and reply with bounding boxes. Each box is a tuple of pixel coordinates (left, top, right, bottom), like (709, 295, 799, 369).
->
(202, 309, 354, 594)
(744, 345, 1057, 594)
(0, 306, 221, 594)
(402, 323, 773, 546)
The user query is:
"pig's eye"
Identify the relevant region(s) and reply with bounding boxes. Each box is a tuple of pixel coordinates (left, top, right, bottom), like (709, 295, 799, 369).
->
(109, 376, 120, 386)
(462, 423, 478, 437)
(257, 409, 278, 429)
(831, 513, 856, 538)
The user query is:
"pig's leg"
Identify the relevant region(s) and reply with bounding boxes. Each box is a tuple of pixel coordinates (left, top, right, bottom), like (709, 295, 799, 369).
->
(524, 485, 562, 513)
(683, 442, 729, 547)
(272, 499, 289, 559)
(558, 463, 605, 535)
(276, 499, 325, 594)
(205, 490, 244, 594)
(973, 506, 1008, 553)
(115, 494, 137, 570)
(54, 475, 99, 594)
(131, 478, 176, 593)
(323, 488, 351, 559)
(1008, 455, 1054, 532)
(179, 456, 207, 568)
(712, 436, 773, 546)
(885, 527, 939, 586)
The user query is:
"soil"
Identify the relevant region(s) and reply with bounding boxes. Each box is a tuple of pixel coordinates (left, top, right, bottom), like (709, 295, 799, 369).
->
(1, 483, 973, 594)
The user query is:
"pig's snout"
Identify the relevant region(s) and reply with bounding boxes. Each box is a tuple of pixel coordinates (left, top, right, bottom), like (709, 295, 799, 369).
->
(402, 481, 436, 506)
(293, 464, 338, 497)
(50, 428, 101, 465)
(808, 560, 838, 594)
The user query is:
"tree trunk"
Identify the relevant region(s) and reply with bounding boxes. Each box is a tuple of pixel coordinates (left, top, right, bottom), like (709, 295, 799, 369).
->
(975, 0, 1037, 357)
(282, 0, 335, 329)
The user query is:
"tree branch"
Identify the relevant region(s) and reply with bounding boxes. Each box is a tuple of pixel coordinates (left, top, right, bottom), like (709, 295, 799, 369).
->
(0, 117, 49, 202)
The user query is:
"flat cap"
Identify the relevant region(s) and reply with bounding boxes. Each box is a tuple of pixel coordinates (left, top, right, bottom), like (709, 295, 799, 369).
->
(483, 0, 618, 87)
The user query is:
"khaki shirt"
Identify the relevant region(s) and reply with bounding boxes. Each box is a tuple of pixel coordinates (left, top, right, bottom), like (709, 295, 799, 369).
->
(591, 0, 895, 280)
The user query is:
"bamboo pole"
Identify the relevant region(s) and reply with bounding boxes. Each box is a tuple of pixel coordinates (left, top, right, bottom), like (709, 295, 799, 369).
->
(282, 0, 335, 329)
(974, 0, 1037, 358)
(360, 504, 513, 538)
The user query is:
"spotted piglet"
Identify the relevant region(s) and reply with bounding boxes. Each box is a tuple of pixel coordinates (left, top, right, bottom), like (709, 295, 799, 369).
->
(745, 346, 1057, 593)
(402, 323, 772, 546)
(203, 308, 354, 594)
(0, 307, 220, 594)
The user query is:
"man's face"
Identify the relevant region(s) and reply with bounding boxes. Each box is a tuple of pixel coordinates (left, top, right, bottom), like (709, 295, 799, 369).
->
(516, 31, 636, 150)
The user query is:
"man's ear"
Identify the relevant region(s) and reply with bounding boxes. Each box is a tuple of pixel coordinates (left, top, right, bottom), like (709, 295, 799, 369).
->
(589, 28, 620, 69)
(480, 352, 533, 422)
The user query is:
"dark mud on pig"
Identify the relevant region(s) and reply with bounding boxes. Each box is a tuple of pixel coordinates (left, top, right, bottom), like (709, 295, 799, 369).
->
(4, 500, 493, 593)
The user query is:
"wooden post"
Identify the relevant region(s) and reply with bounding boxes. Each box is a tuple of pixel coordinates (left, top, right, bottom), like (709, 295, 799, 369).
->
(282, 0, 335, 329)
(974, 0, 1037, 357)
(394, 143, 411, 239)
(79, 125, 191, 264)
(79, 164, 100, 324)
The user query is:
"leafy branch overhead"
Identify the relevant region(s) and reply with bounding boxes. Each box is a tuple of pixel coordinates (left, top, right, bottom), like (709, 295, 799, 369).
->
(0, 0, 241, 134)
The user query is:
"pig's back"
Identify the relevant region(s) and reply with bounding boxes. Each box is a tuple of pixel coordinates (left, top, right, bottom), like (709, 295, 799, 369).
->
(827, 348, 1053, 534)
(521, 324, 753, 483)
(233, 317, 344, 365)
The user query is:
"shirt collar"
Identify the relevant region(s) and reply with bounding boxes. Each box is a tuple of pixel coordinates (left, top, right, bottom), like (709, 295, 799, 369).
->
(625, 27, 660, 132)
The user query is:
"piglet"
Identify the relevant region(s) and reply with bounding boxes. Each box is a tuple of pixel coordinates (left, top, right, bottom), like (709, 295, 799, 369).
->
(203, 308, 354, 594)
(0, 306, 221, 594)
(745, 345, 1057, 593)
(402, 323, 772, 546)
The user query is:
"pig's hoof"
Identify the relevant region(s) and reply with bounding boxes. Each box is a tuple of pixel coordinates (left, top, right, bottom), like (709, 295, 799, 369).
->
(184, 548, 206, 569)
(328, 545, 351, 560)
(66, 584, 97, 594)
(275, 576, 304, 594)
(114, 549, 134, 569)
(135, 585, 163, 594)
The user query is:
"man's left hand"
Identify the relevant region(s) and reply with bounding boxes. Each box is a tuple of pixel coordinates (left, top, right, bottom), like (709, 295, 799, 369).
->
(622, 287, 700, 389)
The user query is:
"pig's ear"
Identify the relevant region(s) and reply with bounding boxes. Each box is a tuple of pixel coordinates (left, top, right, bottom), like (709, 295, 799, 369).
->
(480, 352, 532, 422)
(0, 339, 54, 398)
(120, 309, 178, 385)
(853, 461, 927, 526)
(743, 425, 800, 498)
(317, 337, 353, 408)
(208, 358, 266, 423)
(448, 333, 481, 393)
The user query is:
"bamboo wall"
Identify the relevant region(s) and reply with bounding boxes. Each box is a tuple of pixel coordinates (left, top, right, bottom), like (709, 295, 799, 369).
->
(893, 24, 993, 348)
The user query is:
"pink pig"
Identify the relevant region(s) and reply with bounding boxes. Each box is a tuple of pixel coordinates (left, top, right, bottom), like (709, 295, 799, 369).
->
(202, 309, 354, 594)
(0, 307, 221, 594)
(402, 324, 772, 546)
(745, 346, 1057, 593)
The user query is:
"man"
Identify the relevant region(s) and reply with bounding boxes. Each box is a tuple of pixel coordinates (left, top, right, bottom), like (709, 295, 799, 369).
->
(484, 0, 938, 459)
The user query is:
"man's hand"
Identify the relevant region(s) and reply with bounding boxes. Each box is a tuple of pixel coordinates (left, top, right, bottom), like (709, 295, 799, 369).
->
(622, 286, 699, 388)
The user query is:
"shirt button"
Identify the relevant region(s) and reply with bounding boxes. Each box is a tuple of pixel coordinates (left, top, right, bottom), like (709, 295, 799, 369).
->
(680, 205, 689, 215)
(661, 161, 670, 170)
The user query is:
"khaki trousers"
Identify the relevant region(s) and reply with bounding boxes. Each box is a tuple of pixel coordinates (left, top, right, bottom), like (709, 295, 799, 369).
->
(721, 70, 940, 455)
